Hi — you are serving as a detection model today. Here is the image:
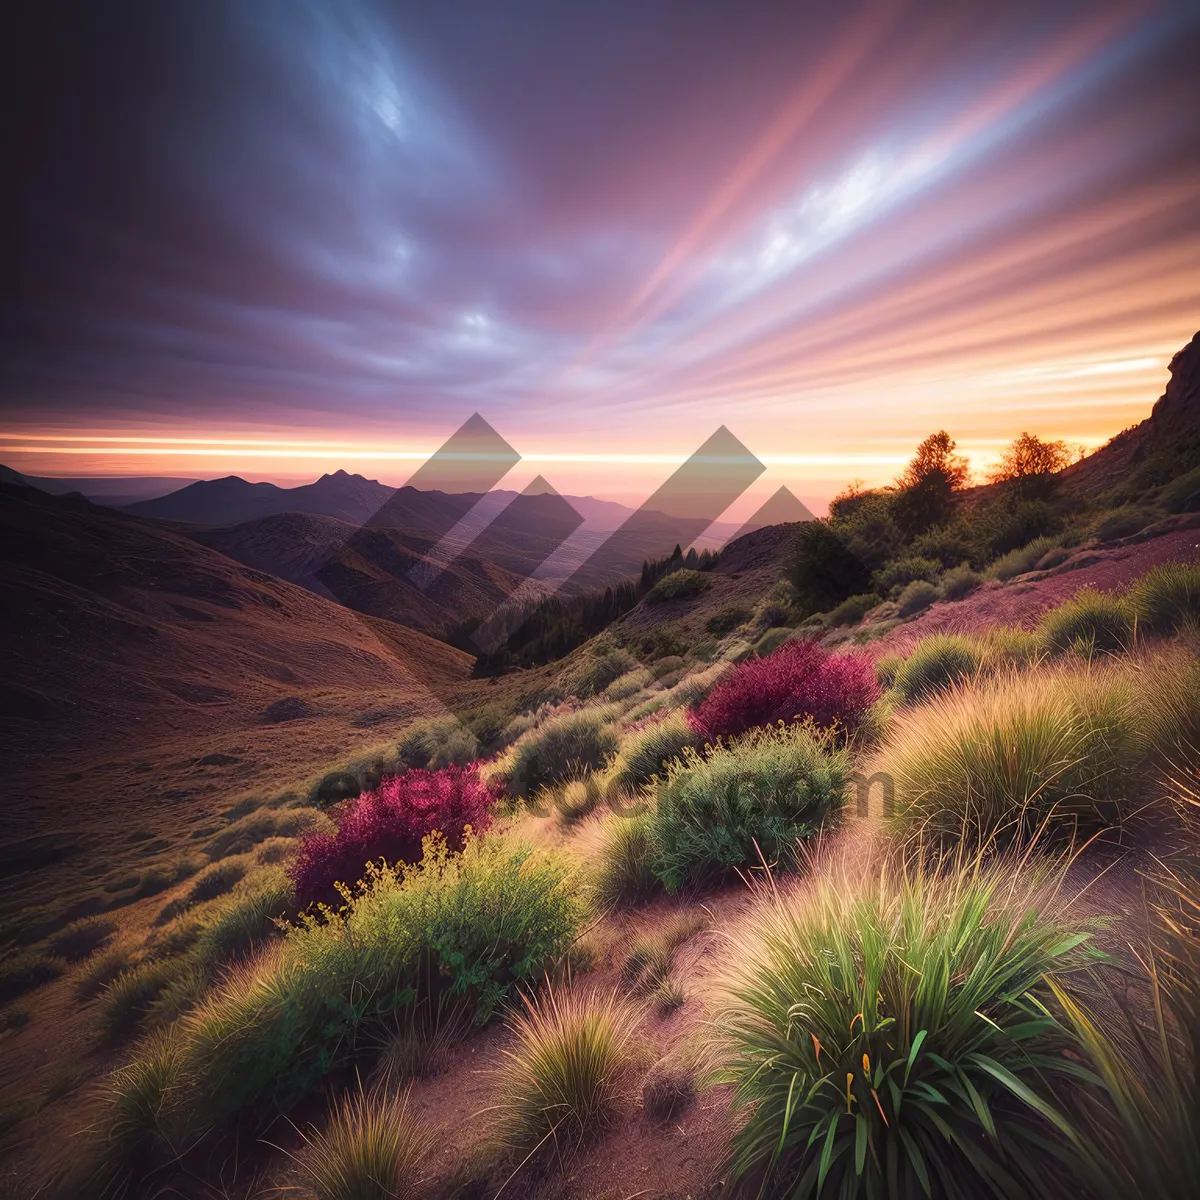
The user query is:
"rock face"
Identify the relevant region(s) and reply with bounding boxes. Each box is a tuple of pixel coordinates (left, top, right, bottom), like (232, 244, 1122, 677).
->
(1064, 328, 1200, 496)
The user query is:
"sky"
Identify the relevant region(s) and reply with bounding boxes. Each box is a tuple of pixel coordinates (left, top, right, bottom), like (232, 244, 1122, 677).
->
(2, 0, 1199, 515)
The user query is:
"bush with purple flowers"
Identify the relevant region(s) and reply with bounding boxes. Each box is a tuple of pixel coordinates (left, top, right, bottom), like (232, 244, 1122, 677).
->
(689, 638, 879, 742)
(290, 766, 496, 908)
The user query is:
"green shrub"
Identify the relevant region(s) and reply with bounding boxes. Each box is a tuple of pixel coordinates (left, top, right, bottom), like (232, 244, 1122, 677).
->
(645, 569, 709, 605)
(883, 664, 1146, 847)
(939, 563, 981, 600)
(826, 593, 879, 628)
(980, 625, 1043, 668)
(99, 959, 185, 1040)
(49, 916, 117, 962)
(171, 833, 582, 1123)
(399, 716, 479, 770)
(752, 627, 793, 657)
(586, 812, 659, 909)
(719, 854, 1102, 1198)
(706, 605, 751, 636)
(1126, 561, 1200, 637)
(565, 647, 638, 697)
(603, 667, 654, 701)
(896, 579, 937, 617)
(607, 712, 698, 797)
(0, 950, 62, 1004)
(1090, 505, 1157, 542)
(874, 555, 940, 594)
(187, 857, 249, 904)
(1038, 588, 1133, 655)
(292, 1085, 433, 1200)
(1159, 465, 1200, 514)
(207, 807, 329, 860)
(909, 525, 974, 569)
(786, 522, 872, 617)
(977, 498, 1064, 560)
(495, 705, 620, 800)
(985, 535, 1058, 581)
(649, 725, 848, 892)
(489, 985, 641, 1156)
(893, 634, 984, 703)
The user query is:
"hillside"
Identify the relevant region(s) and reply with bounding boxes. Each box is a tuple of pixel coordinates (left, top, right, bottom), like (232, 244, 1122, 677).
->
(0, 484, 474, 911)
(1063, 327, 1200, 497)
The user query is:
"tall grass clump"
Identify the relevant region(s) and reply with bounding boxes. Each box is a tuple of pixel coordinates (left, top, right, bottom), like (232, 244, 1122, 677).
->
(985, 535, 1058, 581)
(690, 639, 878, 743)
(881, 664, 1146, 848)
(1037, 588, 1133, 656)
(487, 985, 642, 1157)
(1125, 560, 1200, 637)
(565, 646, 638, 698)
(494, 705, 620, 801)
(398, 715, 480, 770)
(606, 711, 698, 798)
(585, 811, 659, 909)
(171, 833, 582, 1125)
(718, 852, 1101, 1199)
(290, 766, 496, 909)
(291, 1085, 434, 1200)
(649, 724, 848, 891)
(892, 634, 984, 703)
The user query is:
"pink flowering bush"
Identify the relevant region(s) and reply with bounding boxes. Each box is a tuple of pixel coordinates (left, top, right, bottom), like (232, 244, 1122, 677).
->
(690, 638, 879, 742)
(290, 766, 497, 908)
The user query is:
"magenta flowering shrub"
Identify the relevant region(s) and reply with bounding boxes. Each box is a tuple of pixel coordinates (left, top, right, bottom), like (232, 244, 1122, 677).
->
(290, 766, 497, 908)
(690, 638, 879, 742)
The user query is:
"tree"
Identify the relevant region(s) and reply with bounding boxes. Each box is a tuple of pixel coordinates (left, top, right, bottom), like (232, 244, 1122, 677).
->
(892, 431, 970, 535)
(786, 521, 872, 617)
(987, 432, 1072, 499)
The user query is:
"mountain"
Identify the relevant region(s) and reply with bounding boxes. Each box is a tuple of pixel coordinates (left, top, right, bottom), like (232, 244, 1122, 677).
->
(15, 473, 201, 507)
(123, 469, 399, 525)
(0, 483, 472, 855)
(1064, 327, 1200, 496)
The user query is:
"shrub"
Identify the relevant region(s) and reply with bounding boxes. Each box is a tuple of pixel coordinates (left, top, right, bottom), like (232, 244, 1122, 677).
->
(77, 941, 139, 1001)
(981, 624, 1043, 668)
(207, 807, 329, 860)
(49, 916, 117, 962)
(565, 647, 638, 697)
(752, 627, 793, 657)
(1159, 464, 1200, 514)
(290, 767, 496, 909)
(977, 499, 1064, 559)
(1090, 505, 1157, 542)
(0, 950, 61, 1004)
(690, 639, 879, 743)
(882, 664, 1146, 847)
(826, 593, 879, 628)
(895, 578, 938, 616)
(874, 555, 940, 594)
(173, 833, 582, 1123)
(586, 812, 659, 909)
(292, 1085, 433, 1200)
(99, 959, 184, 1040)
(607, 712, 698, 797)
(187, 857, 249, 904)
(603, 667, 654, 701)
(706, 605, 752, 636)
(786, 522, 872, 617)
(1126, 561, 1200, 636)
(909, 524, 974, 569)
(489, 985, 642, 1157)
(194, 869, 292, 968)
(95, 1028, 184, 1193)
(985, 535, 1058, 581)
(649, 725, 848, 891)
(398, 716, 479, 770)
(939, 563, 982, 600)
(645, 569, 709, 605)
(1038, 588, 1133, 656)
(718, 853, 1101, 1199)
(497, 706, 620, 800)
(893, 634, 984, 703)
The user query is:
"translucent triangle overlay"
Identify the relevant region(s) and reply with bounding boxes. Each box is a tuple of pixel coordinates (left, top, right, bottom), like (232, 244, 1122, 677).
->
(732, 486, 815, 542)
